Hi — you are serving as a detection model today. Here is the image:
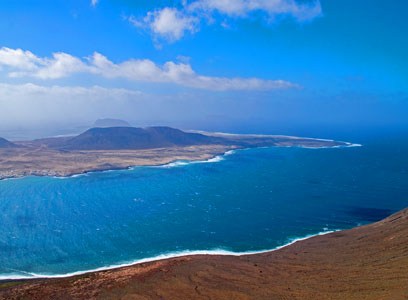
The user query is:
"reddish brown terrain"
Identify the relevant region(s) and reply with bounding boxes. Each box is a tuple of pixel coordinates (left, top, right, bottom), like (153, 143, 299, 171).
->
(1, 208, 407, 300)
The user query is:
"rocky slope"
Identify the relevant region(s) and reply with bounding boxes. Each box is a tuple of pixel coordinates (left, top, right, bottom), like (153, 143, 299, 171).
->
(46, 126, 225, 150)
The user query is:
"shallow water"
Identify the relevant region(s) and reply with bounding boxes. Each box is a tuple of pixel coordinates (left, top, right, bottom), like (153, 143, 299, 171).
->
(0, 135, 407, 278)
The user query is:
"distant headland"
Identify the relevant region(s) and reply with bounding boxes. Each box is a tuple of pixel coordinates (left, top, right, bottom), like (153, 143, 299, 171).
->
(0, 126, 356, 180)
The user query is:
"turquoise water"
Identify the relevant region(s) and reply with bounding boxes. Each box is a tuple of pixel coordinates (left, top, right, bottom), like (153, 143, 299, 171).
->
(0, 136, 407, 278)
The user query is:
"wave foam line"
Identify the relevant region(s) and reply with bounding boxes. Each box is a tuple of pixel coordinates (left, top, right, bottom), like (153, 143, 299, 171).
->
(300, 142, 363, 149)
(0, 229, 338, 281)
(53, 173, 89, 180)
(153, 154, 226, 168)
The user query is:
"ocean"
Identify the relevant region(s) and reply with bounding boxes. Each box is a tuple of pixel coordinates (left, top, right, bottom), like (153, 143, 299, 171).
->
(0, 133, 407, 279)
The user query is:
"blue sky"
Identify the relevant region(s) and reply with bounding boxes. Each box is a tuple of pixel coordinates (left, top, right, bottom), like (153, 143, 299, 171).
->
(0, 0, 407, 136)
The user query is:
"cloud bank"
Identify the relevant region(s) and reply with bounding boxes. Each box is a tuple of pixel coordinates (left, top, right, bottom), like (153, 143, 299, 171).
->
(0, 83, 143, 130)
(0, 47, 297, 91)
(131, 0, 322, 41)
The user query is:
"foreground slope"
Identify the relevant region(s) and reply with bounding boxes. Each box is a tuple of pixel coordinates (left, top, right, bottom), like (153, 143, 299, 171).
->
(1, 208, 407, 299)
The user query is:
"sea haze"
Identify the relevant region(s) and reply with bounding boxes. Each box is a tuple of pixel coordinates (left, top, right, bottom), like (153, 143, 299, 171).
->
(0, 134, 407, 278)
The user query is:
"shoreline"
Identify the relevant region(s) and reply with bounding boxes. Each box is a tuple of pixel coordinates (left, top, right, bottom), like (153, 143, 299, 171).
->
(0, 145, 234, 181)
(1, 207, 407, 300)
(0, 229, 338, 281)
(0, 149, 230, 182)
(0, 142, 361, 182)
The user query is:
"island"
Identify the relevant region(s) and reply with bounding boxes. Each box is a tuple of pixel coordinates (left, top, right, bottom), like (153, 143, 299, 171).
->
(0, 207, 406, 299)
(0, 126, 353, 180)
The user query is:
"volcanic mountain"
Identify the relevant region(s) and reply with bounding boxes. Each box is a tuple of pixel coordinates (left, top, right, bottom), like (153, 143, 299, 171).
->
(57, 126, 225, 150)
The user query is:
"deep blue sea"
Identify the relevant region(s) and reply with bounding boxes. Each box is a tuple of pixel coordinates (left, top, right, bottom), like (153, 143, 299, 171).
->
(0, 133, 407, 279)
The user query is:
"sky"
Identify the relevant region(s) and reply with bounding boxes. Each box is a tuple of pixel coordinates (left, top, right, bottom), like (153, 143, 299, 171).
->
(0, 0, 407, 138)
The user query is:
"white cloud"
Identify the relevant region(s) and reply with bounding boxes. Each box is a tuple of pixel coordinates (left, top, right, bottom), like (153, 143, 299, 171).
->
(131, 0, 322, 41)
(31, 52, 87, 79)
(189, 0, 322, 20)
(139, 7, 198, 42)
(0, 48, 87, 79)
(0, 47, 298, 91)
(188, 0, 247, 16)
(0, 48, 42, 71)
(91, 0, 98, 7)
(0, 83, 141, 98)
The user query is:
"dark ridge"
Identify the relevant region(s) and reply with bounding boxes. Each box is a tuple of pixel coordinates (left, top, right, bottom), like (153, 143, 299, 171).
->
(58, 126, 225, 150)
(0, 137, 19, 148)
(30, 137, 74, 148)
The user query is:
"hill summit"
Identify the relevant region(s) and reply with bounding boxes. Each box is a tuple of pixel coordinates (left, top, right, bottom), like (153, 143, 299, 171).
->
(60, 126, 224, 150)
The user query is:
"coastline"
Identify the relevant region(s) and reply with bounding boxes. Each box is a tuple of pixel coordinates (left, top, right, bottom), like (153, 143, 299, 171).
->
(0, 148, 231, 181)
(1, 207, 407, 300)
(0, 144, 237, 181)
(0, 229, 338, 281)
(0, 140, 361, 181)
